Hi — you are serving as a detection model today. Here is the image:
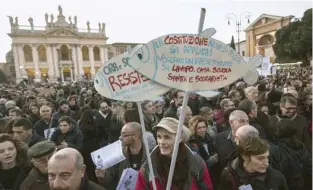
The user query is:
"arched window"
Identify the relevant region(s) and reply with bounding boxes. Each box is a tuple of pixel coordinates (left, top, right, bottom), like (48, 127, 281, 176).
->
(37, 45, 47, 62)
(60, 45, 69, 60)
(258, 35, 274, 46)
(23, 45, 33, 62)
(93, 46, 100, 61)
(82, 46, 89, 61)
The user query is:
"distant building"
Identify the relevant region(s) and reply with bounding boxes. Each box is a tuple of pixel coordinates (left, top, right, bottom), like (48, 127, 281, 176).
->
(244, 14, 294, 63)
(231, 40, 246, 57)
(7, 5, 109, 83)
(107, 42, 143, 59)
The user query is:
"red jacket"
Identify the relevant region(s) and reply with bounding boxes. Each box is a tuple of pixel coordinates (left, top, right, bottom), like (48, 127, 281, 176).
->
(135, 145, 214, 190)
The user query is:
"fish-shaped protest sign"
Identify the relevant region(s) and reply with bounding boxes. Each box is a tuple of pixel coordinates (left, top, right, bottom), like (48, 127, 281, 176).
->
(94, 51, 170, 102)
(128, 28, 262, 91)
(243, 69, 259, 85)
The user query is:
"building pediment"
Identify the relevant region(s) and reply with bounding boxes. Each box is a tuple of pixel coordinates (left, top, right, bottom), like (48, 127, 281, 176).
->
(244, 14, 294, 31)
(46, 28, 80, 37)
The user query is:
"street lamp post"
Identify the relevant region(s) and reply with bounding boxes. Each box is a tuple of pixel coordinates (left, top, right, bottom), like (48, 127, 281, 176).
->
(226, 12, 252, 55)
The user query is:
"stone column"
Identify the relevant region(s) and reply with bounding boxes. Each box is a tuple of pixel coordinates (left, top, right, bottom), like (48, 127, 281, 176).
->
(17, 45, 26, 78)
(76, 45, 84, 76)
(52, 45, 60, 78)
(100, 46, 105, 65)
(70, 67, 74, 81)
(88, 45, 95, 78)
(60, 67, 64, 82)
(71, 45, 78, 80)
(104, 47, 109, 62)
(12, 44, 21, 82)
(32, 44, 41, 81)
(126, 45, 132, 52)
(46, 45, 55, 81)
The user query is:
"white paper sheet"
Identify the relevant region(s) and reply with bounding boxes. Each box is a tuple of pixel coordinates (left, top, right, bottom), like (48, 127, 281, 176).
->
(117, 168, 139, 190)
(44, 128, 56, 140)
(90, 140, 126, 169)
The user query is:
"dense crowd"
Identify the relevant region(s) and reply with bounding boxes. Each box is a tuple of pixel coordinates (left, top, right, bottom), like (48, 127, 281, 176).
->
(0, 66, 311, 190)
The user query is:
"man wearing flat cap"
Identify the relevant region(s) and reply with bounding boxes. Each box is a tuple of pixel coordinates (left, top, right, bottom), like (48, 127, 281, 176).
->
(20, 141, 57, 190)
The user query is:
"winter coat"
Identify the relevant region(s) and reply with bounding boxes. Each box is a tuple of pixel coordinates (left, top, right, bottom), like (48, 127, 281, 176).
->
(219, 158, 288, 190)
(135, 145, 214, 190)
(50, 125, 84, 151)
(98, 146, 147, 190)
(19, 168, 49, 190)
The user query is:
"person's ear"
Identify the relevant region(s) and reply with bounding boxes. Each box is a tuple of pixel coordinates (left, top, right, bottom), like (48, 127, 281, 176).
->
(79, 165, 86, 178)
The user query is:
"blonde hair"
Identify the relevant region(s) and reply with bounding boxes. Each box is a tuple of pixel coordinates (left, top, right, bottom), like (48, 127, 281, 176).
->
(112, 103, 125, 123)
(188, 115, 208, 136)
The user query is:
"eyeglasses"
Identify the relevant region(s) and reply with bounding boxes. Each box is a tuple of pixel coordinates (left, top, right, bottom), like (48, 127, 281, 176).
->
(120, 133, 136, 139)
(283, 106, 297, 111)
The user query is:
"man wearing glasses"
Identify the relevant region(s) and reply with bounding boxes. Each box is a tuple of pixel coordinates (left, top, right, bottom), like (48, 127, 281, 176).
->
(269, 95, 311, 147)
(95, 122, 147, 190)
(20, 141, 57, 190)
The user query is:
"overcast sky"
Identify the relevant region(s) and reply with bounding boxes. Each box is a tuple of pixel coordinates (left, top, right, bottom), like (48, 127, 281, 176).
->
(0, 0, 311, 62)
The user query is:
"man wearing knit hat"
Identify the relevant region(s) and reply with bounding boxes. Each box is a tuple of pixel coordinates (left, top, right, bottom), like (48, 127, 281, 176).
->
(20, 141, 57, 190)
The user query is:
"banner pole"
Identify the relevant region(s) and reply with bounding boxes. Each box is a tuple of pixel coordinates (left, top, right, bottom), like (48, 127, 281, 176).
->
(165, 8, 206, 190)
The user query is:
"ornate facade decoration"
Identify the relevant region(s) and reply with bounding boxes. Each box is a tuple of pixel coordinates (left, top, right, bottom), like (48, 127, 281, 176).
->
(7, 5, 109, 82)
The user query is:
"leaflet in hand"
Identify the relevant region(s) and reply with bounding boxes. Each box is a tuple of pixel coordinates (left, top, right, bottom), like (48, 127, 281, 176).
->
(44, 128, 56, 140)
(117, 168, 138, 190)
(91, 140, 126, 169)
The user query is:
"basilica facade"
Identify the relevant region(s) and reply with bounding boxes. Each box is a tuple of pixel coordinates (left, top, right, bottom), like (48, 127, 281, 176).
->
(8, 6, 110, 82)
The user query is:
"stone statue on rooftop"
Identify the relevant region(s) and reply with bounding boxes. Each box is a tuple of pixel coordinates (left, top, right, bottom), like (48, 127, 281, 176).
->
(69, 16, 72, 24)
(28, 17, 34, 29)
(87, 20, 90, 32)
(7, 16, 14, 27)
(45, 13, 49, 24)
(58, 5, 63, 15)
(50, 14, 54, 23)
(102, 23, 105, 31)
(14, 17, 18, 26)
(74, 16, 77, 26)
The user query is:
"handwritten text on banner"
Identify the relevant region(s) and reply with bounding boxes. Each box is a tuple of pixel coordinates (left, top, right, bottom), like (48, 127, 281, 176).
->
(94, 53, 169, 101)
(128, 30, 262, 91)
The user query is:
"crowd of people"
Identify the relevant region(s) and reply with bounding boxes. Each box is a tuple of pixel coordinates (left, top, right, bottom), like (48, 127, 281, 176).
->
(0, 66, 311, 190)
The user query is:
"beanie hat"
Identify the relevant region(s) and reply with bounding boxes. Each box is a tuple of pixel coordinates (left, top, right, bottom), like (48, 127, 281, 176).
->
(58, 99, 68, 106)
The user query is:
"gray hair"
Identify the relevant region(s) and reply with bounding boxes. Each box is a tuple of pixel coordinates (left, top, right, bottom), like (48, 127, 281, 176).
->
(245, 86, 258, 96)
(176, 106, 191, 117)
(229, 110, 248, 121)
(220, 98, 231, 109)
(236, 125, 259, 141)
(182, 126, 191, 142)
